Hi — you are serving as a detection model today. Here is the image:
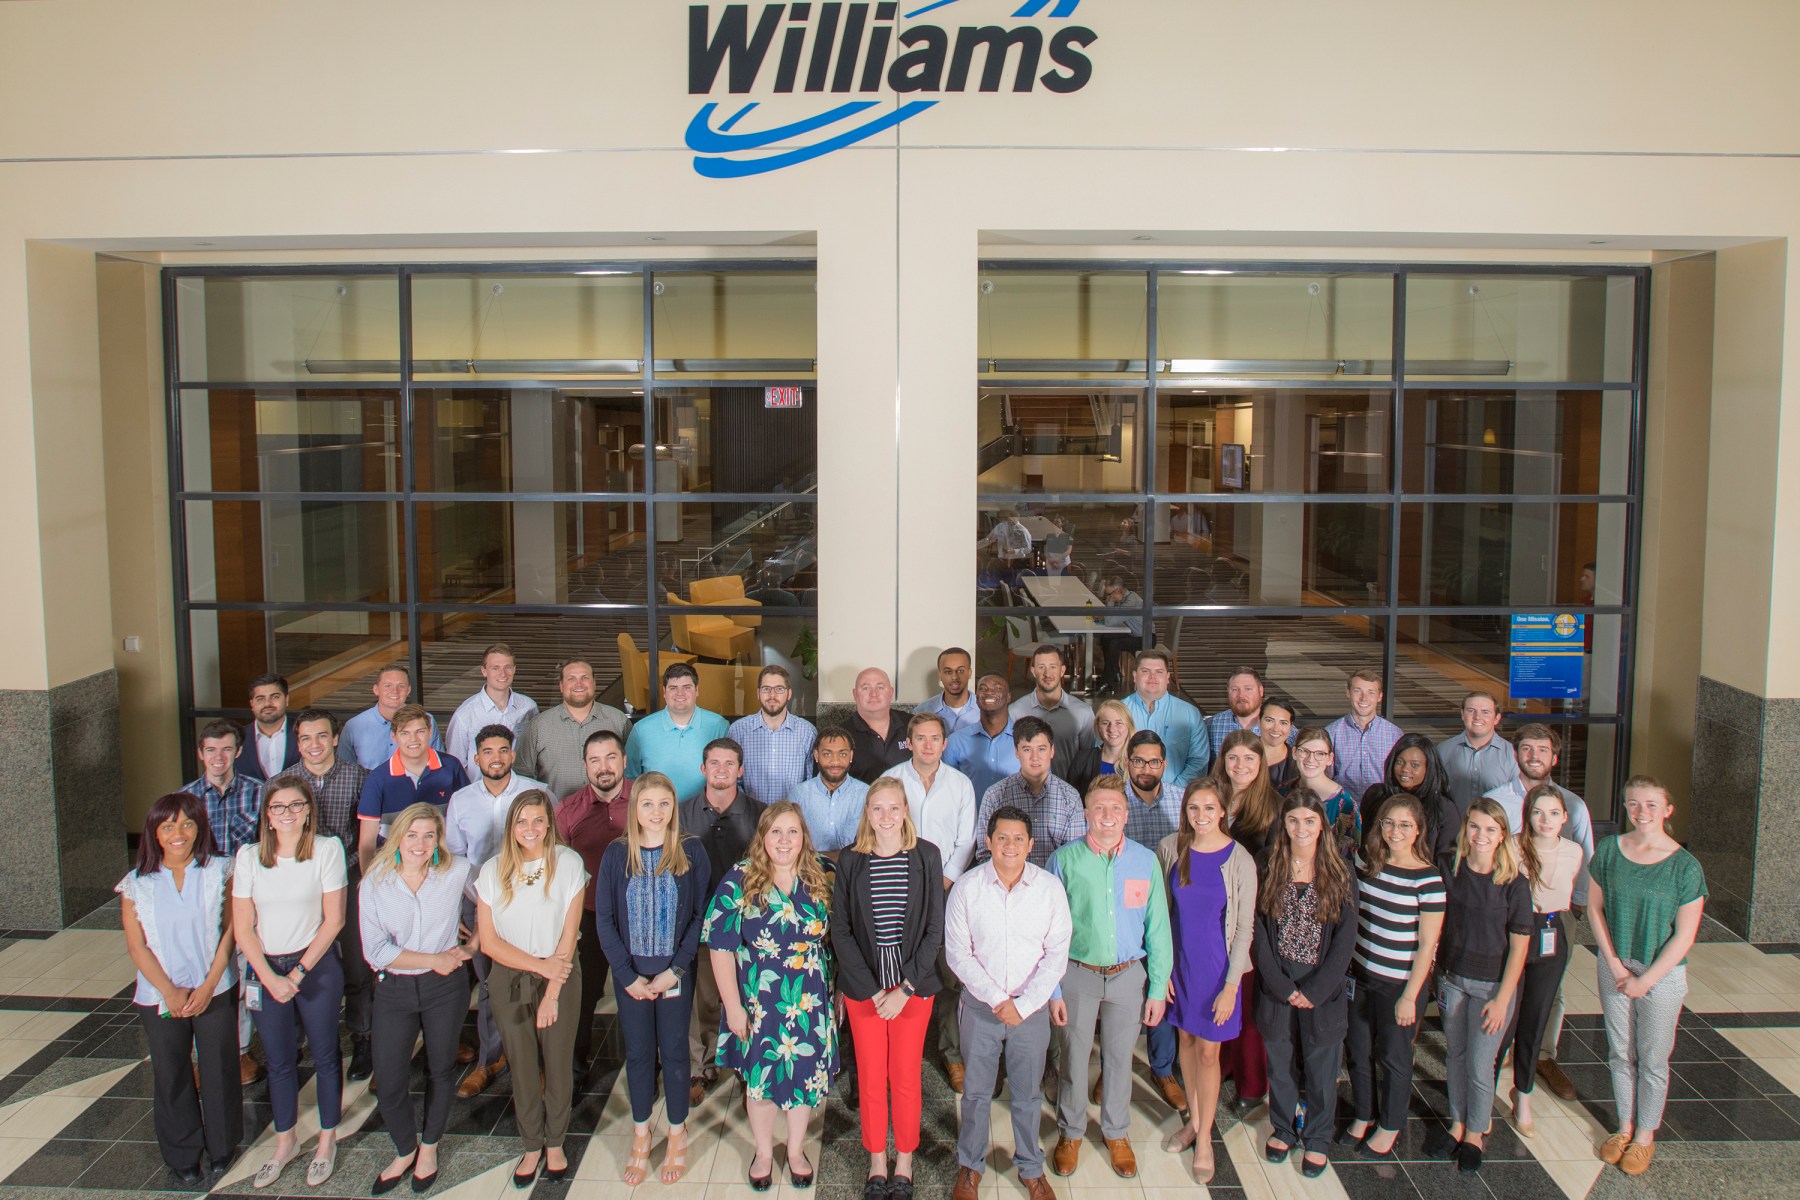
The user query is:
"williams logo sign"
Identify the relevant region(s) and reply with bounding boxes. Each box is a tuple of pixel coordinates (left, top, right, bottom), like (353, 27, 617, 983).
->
(686, 1, 1096, 177)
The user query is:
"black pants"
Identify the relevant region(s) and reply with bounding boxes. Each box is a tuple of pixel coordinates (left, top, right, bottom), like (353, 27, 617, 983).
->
(572, 918, 611, 1068)
(1510, 914, 1570, 1094)
(138, 987, 243, 1171)
(1259, 983, 1348, 1157)
(1346, 973, 1417, 1132)
(372, 970, 471, 1155)
(339, 869, 372, 1038)
(618, 981, 695, 1125)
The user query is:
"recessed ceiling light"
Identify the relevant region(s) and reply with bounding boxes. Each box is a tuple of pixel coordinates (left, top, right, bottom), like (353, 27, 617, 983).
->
(1132, 235, 1154, 242)
(1588, 239, 1608, 245)
(644, 235, 666, 242)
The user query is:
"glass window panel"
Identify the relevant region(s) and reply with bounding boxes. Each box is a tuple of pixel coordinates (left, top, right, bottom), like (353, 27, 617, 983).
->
(1158, 388, 1391, 495)
(658, 500, 817, 605)
(977, 271, 1147, 379)
(1399, 502, 1629, 607)
(1403, 274, 1637, 382)
(654, 388, 818, 494)
(1150, 501, 1390, 607)
(977, 389, 1143, 494)
(409, 273, 644, 381)
(412, 388, 645, 494)
(1394, 614, 1624, 719)
(653, 272, 817, 378)
(189, 609, 407, 711)
(179, 388, 399, 493)
(1402, 389, 1631, 495)
(186, 500, 403, 604)
(974, 502, 1142, 609)
(415, 502, 648, 605)
(1158, 273, 1394, 381)
(417, 610, 642, 716)
(175, 274, 400, 383)
(1164, 615, 1389, 722)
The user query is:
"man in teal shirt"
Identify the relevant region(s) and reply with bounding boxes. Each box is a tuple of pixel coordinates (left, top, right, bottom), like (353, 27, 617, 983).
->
(1046, 776, 1171, 1180)
(624, 662, 729, 801)
(1121, 648, 1209, 788)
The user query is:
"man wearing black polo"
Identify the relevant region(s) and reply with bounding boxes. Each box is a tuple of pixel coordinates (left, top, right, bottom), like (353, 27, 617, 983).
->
(847, 666, 910, 782)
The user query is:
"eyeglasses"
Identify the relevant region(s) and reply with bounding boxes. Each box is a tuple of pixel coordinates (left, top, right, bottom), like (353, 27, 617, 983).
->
(757, 685, 790, 695)
(1295, 748, 1332, 761)
(267, 802, 310, 816)
(1127, 757, 1165, 768)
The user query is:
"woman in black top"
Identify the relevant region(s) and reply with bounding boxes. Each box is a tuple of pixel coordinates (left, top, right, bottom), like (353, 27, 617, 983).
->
(830, 778, 946, 1200)
(1251, 792, 1359, 1179)
(1358, 735, 1459, 875)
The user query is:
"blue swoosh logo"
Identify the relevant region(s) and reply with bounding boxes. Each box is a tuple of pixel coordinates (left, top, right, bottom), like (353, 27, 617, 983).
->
(1012, 0, 1081, 15)
(687, 99, 938, 178)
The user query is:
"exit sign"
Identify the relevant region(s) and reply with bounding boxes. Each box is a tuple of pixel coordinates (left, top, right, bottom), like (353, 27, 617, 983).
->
(764, 386, 804, 409)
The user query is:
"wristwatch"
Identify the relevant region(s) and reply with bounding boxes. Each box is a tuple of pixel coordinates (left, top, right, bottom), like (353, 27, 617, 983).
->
(671, 965, 688, 981)
(900, 980, 917, 996)
(292, 963, 308, 980)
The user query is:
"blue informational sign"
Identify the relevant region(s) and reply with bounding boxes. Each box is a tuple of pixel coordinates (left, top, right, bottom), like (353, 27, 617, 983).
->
(1509, 613, 1586, 699)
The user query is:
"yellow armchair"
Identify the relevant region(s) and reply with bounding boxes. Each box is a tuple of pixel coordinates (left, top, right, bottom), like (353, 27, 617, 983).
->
(666, 593, 757, 661)
(617, 632, 698, 712)
(689, 575, 763, 628)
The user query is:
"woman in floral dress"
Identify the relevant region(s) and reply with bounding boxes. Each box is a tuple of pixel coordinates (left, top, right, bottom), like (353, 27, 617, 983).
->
(704, 800, 838, 1190)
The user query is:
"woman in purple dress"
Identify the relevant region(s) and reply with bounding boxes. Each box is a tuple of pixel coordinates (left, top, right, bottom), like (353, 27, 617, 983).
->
(1156, 777, 1258, 1184)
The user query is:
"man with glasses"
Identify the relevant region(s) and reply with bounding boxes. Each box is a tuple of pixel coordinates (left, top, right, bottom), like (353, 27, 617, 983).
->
(728, 664, 817, 805)
(1010, 645, 1095, 771)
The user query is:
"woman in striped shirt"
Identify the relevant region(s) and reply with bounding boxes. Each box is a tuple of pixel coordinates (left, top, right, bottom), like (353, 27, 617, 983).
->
(1343, 793, 1446, 1158)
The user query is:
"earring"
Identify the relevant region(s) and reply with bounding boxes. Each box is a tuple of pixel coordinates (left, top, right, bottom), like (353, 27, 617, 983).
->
(432, 848, 440, 866)
(394, 847, 403, 866)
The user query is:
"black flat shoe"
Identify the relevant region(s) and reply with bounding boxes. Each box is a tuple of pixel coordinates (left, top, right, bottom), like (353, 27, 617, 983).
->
(1301, 1154, 1329, 1179)
(173, 1164, 204, 1185)
(1336, 1123, 1368, 1147)
(749, 1158, 774, 1192)
(542, 1157, 570, 1183)
(1359, 1138, 1397, 1161)
(1455, 1143, 1484, 1173)
(864, 1174, 889, 1200)
(790, 1166, 815, 1189)
(1263, 1138, 1291, 1164)
(412, 1168, 440, 1192)
(1235, 1092, 1266, 1116)
(888, 1174, 913, 1200)
(372, 1153, 418, 1197)
(512, 1156, 539, 1189)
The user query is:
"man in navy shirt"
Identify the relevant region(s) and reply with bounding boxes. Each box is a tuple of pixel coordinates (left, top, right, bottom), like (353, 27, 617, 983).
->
(355, 704, 463, 872)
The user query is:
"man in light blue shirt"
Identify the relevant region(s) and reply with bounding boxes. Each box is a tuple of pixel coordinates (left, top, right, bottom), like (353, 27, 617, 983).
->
(728, 664, 817, 805)
(1121, 649, 1209, 788)
(787, 727, 867, 854)
(945, 674, 1021, 800)
(914, 647, 981, 738)
(342, 662, 441, 770)
(624, 662, 730, 801)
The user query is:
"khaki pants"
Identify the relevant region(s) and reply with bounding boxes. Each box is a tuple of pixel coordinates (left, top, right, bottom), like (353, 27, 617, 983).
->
(688, 946, 724, 1077)
(490, 963, 583, 1151)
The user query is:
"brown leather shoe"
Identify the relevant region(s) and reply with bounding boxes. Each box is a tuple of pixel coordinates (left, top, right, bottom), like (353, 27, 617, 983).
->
(952, 1166, 982, 1200)
(1022, 1172, 1056, 1200)
(1104, 1137, 1137, 1179)
(1152, 1072, 1187, 1112)
(1537, 1058, 1579, 1102)
(238, 1052, 264, 1086)
(689, 1068, 716, 1108)
(456, 1042, 477, 1065)
(1051, 1136, 1080, 1177)
(456, 1054, 507, 1099)
(947, 1062, 965, 1093)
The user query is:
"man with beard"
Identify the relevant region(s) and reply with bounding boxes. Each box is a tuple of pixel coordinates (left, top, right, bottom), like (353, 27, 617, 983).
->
(555, 728, 633, 1081)
(237, 673, 300, 781)
(728, 664, 817, 804)
(513, 657, 628, 801)
(915, 647, 980, 737)
(788, 726, 867, 857)
(1204, 667, 1266, 762)
(1010, 645, 1095, 771)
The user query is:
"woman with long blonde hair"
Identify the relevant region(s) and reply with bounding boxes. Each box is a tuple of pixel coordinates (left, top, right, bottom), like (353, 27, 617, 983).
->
(704, 800, 838, 1190)
(1065, 699, 1135, 795)
(593, 772, 713, 1184)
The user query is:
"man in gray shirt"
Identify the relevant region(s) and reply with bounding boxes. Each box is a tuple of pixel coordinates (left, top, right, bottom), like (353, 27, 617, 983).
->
(1437, 690, 1520, 815)
(511, 658, 628, 801)
(1009, 644, 1094, 772)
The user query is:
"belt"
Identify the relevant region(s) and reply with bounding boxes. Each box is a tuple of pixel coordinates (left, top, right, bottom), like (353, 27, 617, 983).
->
(1074, 959, 1138, 976)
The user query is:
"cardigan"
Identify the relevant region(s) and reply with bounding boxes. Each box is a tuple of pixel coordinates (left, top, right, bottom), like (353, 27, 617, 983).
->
(1250, 870, 1360, 1007)
(592, 836, 712, 984)
(830, 840, 946, 1001)
(1156, 832, 1258, 988)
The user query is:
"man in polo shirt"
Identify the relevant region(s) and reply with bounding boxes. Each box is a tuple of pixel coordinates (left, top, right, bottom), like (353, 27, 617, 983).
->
(237, 672, 299, 781)
(1438, 690, 1520, 815)
(1324, 668, 1403, 802)
(945, 674, 1021, 801)
(847, 666, 910, 783)
(558, 728, 632, 1081)
(626, 662, 729, 801)
(443, 642, 539, 785)
(356, 704, 463, 872)
(915, 647, 980, 737)
(973, 717, 1086, 869)
(1204, 667, 1266, 761)
(341, 662, 443, 769)
(682, 738, 767, 1107)
(787, 727, 867, 857)
(1010, 645, 1095, 771)
(292, 707, 374, 1082)
(1048, 777, 1172, 1180)
(1122, 650, 1209, 789)
(882, 710, 979, 1090)
(513, 657, 628, 801)
(728, 664, 817, 805)
(1116, 731, 1186, 1111)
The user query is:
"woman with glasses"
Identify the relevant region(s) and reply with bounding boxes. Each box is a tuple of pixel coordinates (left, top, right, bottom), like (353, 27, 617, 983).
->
(232, 775, 347, 1189)
(1287, 727, 1359, 858)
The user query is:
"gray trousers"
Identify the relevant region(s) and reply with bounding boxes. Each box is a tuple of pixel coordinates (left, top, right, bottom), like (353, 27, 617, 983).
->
(1057, 960, 1145, 1140)
(1599, 959, 1687, 1132)
(1441, 972, 1515, 1134)
(959, 1000, 1052, 1178)
(936, 945, 963, 1065)
(689, 945, 724, 1075)
(462, 899, 503, 1066)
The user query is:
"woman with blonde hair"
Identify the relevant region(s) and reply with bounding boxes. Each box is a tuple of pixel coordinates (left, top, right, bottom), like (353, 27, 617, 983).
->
(359, 802, 476, 1195)
(704, 800, 838, 1190)
(831, 777, 945, 1200)
(1065, 699, 1134, 795)
(594, 772, 713, 1185)
(475, 789, 587, 1187)
(1435, 796, 1532, 1173)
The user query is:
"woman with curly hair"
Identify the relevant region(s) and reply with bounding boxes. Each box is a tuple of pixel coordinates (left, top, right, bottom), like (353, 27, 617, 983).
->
(704, 800, 839, 1191)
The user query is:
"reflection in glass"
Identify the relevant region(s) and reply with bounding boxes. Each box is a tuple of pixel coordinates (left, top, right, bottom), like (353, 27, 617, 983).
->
(179, 389, 398, 493)
(1162, 615, 1388, 721)
(656, 501, 817, 604)
(417, 611, 641, 714)
(410, 273, 644, 379)
(1402, 389, 1631, 495)
(654, 388, 818, 494)
(1394, 614, 1624, 719)
(413, 388, 644, 493)
(1158, 273, 1394, 379)
(977, 271, 1147, 378)
(175, 275, 401, 383)
(416, 502, 648, 605)
(978, 390, 1142, 493)
(189, 610, 407, 711)
(653, 272, 817, 376)
(974, 503, 1142, 608)
(1158, 389, 1390, 494)
(1149, 502, 1389, 607)
(1403, 275, 1637, 382)
(1400, 502, 1629, 607)
(186, 500, 402, 605)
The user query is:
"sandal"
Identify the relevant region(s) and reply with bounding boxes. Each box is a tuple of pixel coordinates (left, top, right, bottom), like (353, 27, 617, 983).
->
(623, 1131, 653, 1186)
(660, 1129, 689, 1184)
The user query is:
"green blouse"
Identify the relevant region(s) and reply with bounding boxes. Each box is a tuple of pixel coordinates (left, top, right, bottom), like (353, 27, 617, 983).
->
(1588, 837, 1707, 967)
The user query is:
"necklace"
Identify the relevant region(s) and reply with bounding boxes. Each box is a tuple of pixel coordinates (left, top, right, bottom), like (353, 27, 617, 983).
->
(519, 860, 547, 887)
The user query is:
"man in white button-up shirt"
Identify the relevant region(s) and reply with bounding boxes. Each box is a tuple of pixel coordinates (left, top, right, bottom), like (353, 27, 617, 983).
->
(443, 643, 539, 785)
(946, 806, 1072, 1200)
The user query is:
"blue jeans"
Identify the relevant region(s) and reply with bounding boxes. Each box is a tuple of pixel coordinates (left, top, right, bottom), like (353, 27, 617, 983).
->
(250, 946, 344, 1135)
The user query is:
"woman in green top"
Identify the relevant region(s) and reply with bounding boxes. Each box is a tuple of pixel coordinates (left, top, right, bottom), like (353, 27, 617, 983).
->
(1585, 775, 1706, 1179)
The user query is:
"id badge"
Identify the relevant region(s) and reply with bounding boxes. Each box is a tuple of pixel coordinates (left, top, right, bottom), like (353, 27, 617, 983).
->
(244, 981, 263, 1012)
(1539, 927, 1558, 957)
(663, 980, 682, 999)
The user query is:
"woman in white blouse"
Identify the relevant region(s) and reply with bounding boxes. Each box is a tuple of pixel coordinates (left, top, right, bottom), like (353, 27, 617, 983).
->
(119, 792, 242, 1186)
(475, 789, 587, 1187)
(232, 774, 348, 1189)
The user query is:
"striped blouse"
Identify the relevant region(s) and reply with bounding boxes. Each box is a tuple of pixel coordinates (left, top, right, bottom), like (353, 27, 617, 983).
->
(1353, 860, 1447, 984)
(865, 851, 911, 989)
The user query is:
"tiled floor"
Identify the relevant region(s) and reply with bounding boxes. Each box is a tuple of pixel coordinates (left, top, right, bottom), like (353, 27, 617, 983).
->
(0, 913, 1797, 1200)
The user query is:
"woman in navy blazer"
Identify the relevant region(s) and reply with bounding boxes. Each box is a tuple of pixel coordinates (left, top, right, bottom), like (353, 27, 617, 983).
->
(593, 772, 713, 1186)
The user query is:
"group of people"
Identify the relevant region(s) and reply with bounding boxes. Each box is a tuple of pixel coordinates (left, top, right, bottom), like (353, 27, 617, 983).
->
(123, 640, 1704, 1194)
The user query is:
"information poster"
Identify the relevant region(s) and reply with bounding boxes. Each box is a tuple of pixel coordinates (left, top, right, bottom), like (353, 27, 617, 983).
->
(1508, 613, 1586, 699)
